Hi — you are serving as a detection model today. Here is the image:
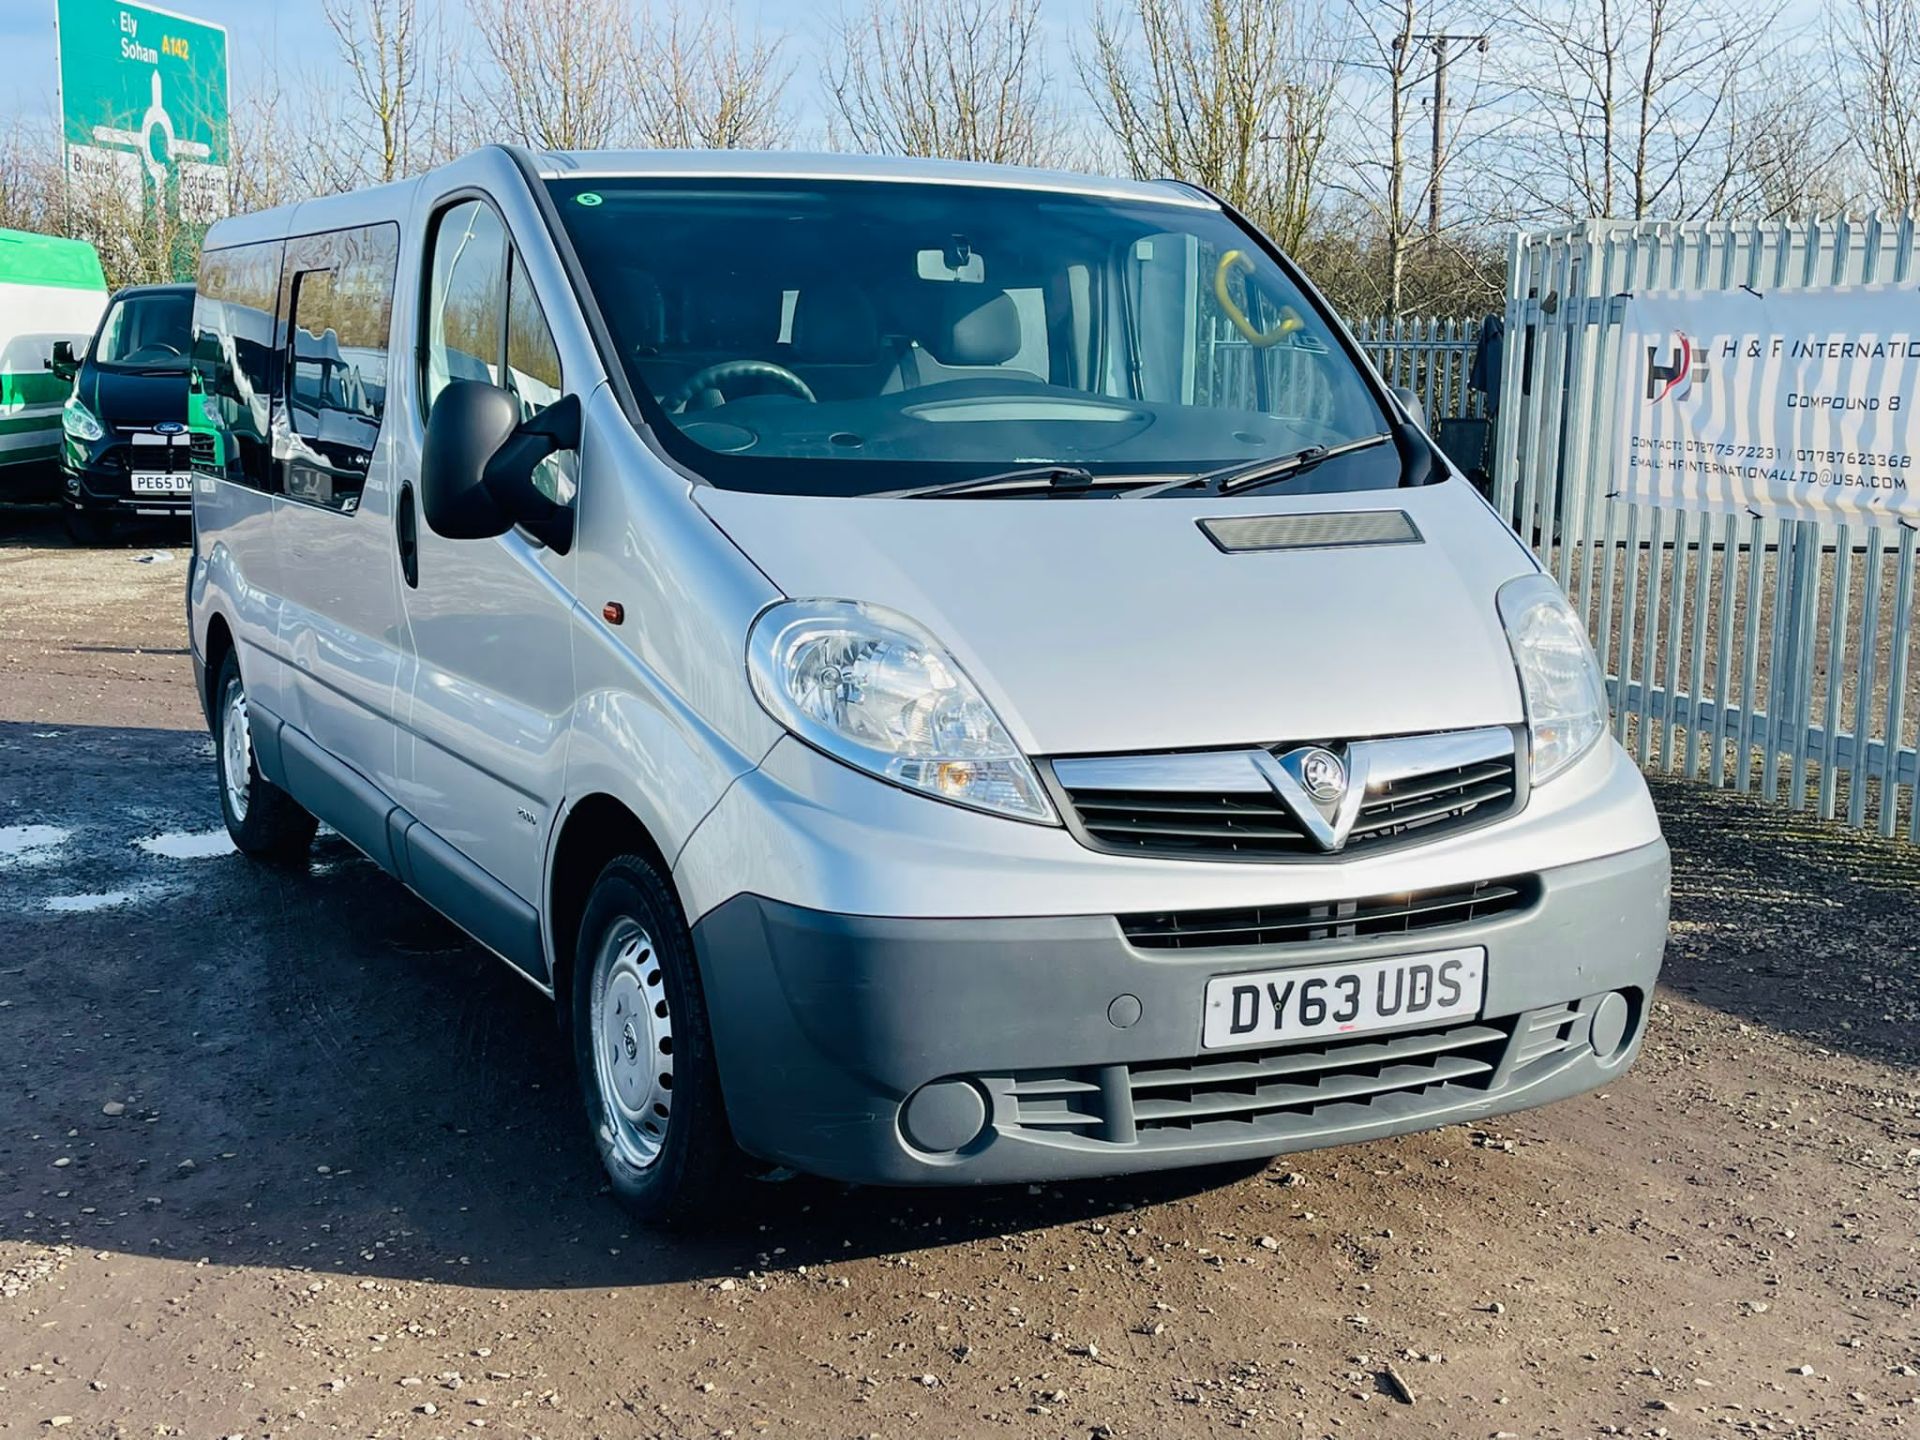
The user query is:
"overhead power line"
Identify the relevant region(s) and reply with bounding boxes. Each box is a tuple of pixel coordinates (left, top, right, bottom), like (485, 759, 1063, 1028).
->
(1395, 30, 1490, 237)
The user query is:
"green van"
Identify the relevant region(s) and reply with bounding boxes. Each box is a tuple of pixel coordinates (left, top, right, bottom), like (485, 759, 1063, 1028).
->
(0, 229, 110, 501)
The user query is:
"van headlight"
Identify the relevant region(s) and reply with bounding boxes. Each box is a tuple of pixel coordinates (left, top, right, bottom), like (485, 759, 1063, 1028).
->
(62, 395, 104, 442)
(1498, 573, 1608, 785)
(747, 599, 1057, 824)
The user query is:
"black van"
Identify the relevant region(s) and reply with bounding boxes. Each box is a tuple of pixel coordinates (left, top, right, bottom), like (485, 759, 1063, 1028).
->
(52, 282, 193, 543)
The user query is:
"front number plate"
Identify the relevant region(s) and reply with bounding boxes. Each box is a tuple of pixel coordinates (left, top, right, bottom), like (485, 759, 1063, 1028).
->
(131, 472, 190, 495)
(1202, 947, 1486, 1050)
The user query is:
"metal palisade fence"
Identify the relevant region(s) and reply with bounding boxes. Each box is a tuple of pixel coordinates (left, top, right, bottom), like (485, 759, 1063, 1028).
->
(1351, 316, 1486, 422)
(1492, 215, 1920, 840)
(1203, 314, 1484, 427)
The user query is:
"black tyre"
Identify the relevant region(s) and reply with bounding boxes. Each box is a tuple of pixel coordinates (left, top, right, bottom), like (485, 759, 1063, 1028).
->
(63, 507, 117, 546)
(572, 855, 745, 1225)
(213, 650, 317, 860)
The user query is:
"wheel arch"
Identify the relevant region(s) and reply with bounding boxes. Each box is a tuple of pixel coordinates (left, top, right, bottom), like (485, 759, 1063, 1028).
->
(546, 793, 678, 1030)
(201, 610, 237, 722)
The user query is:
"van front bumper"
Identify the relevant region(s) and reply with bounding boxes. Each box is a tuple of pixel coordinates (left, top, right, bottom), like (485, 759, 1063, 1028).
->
(62, 434, 194, 517)
(691, 838, 1670, 1186)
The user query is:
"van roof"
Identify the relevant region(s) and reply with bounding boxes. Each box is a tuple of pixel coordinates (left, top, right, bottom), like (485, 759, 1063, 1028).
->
(531, 150, 1214, 209)
(205, 149, 1213, 253)
(0, 228, 109, 292)
(203, 174, 422, 253)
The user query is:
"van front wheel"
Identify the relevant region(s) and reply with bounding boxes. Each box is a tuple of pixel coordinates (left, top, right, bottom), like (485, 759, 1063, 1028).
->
(573, 856, 744, 1225)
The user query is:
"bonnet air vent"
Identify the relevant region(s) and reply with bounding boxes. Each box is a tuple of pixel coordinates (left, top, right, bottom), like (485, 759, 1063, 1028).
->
(1199, 510, 1422, 554)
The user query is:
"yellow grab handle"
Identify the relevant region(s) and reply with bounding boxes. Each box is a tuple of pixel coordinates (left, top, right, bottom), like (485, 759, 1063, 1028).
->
(1213, 250, 1303, 349)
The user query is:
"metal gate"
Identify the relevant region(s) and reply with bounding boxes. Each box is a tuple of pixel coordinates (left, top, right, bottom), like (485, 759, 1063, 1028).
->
(1493, 216, 1920, 840)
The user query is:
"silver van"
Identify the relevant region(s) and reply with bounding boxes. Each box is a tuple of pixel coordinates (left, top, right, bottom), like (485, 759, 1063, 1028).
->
(188, 148, 1668, 1222)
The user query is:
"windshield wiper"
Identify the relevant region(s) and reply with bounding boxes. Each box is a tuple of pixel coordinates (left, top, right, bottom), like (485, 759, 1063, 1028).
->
(888, 465, 1108, 499)
(1127, 432, 1394, 499)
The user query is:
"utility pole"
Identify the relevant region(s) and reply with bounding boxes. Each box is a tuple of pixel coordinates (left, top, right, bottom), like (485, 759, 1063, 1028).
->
(1397, 31, 1488, 239)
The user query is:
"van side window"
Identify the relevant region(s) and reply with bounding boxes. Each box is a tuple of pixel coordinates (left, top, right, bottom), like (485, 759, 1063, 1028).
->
(283, 224, 400, 513)
(424, 200, 507, 408)
(193, 240, 284, 491)
(505, 251, 573, 505)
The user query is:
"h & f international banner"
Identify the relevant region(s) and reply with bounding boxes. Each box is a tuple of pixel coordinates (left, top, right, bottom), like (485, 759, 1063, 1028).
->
(1616, 284, 1920, 525)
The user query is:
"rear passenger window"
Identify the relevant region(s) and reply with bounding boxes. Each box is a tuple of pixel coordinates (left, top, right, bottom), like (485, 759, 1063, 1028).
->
(193, 241, 284, 491)
(425, 201, 507, 406)
(282, 224, 400, 512)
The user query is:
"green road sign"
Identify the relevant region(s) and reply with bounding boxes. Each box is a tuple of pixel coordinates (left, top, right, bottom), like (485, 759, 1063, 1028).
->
(55, 0, 230, 223)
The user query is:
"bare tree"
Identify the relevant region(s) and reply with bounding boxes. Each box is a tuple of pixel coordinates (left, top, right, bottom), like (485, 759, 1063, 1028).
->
(1077, 0, 1338, 251)
(1338, 0, 1477, 316)
(1832, 0, 1920, 212)
(467, 0, 640, 150)
(1376, 0, 1418, 313)
(1504, 0, 1781, 222)
(226, 61, 301, 213)
(632, 8, 793, 150)
(824, 0, 1069, 166)
(322, 0, 425, 184)
(0, 125, 63, 237)
(1711, 55, 1857, 219)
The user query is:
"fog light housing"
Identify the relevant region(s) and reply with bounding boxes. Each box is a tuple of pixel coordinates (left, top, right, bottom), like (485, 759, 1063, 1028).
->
(901, 1079, 989, 1154)
(1588, 990, 1635, 1061)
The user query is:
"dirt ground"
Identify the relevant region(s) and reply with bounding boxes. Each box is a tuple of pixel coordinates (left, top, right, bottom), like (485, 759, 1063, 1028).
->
(2, 506, 1917, 1440)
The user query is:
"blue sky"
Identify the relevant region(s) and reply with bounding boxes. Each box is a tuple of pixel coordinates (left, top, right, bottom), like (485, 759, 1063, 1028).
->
(0, 0, 1102, 148)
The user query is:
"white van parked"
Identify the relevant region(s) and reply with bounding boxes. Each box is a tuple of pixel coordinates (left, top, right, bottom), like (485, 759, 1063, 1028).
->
(0, 228, 109, 501)
(189, 148, 1668, 1222)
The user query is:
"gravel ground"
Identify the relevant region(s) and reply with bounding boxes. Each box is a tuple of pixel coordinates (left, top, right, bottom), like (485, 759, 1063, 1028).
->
(2, 507, 1917, 1439)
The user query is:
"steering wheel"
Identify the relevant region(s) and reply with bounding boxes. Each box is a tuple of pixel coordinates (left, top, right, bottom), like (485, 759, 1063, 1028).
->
(124, 341, 186, 363)
(1213, 250, 1304, 349)
(663, 359, 816, 412)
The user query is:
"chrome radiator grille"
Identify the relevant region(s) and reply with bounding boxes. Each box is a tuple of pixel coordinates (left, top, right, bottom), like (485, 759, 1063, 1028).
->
(1048, 727, 1524, 862)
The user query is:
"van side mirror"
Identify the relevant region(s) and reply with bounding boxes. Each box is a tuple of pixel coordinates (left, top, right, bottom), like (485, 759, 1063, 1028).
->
(1391, 385, 1427, 430)
(419, 381, 578, 553)
(47, 340, 78, 384)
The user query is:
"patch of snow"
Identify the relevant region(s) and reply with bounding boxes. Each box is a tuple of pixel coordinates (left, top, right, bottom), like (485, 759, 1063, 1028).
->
(44, 890, 145, 913)
(136, 829, 234, 860)
(0, 825, 70, 868)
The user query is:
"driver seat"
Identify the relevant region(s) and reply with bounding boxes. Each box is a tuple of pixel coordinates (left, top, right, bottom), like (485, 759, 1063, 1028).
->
(885, 286, 1042, 391)
(660, 279, 789, 410)
(781, 282, 896, 401)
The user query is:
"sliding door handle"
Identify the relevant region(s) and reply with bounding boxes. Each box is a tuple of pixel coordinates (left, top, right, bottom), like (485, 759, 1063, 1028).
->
(396, 481, 419, 588)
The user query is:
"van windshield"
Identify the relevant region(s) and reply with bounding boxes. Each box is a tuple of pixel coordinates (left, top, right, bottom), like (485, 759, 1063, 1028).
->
(96, 291, 193, 372)
(547, 177, 1394, 497)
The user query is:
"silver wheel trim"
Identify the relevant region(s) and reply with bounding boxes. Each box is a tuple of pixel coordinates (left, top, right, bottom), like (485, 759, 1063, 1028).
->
(590, 918, 675, 1172)
(221, 680, 253, 823)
